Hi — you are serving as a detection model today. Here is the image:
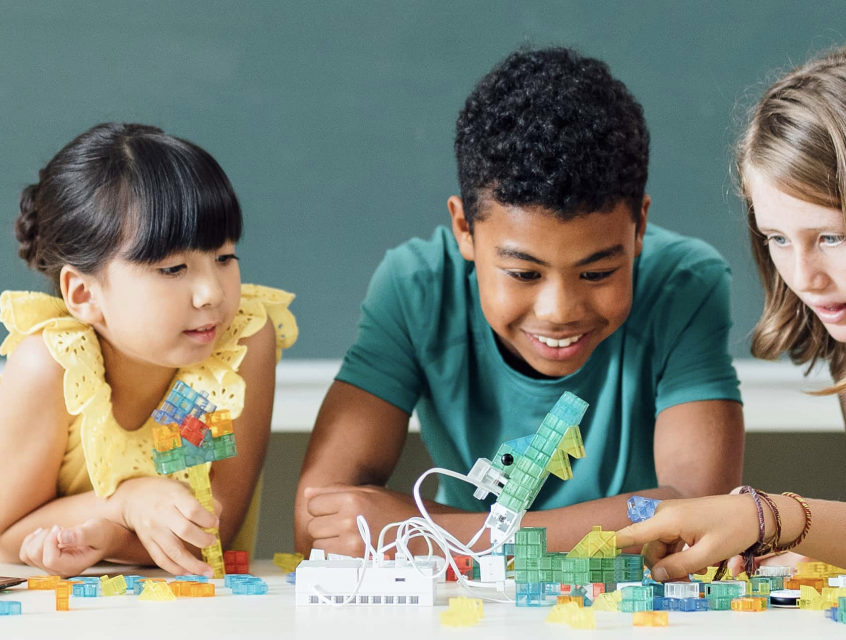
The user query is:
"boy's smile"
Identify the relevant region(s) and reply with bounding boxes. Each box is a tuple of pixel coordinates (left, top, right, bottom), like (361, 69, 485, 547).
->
(450, 196, 648, 378)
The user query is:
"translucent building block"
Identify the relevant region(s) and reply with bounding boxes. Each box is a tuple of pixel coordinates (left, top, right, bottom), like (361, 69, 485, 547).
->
(556, 595, 583, 607)
(180, 415, 209, 447)
(622, 585, 653, 601)
(205, 409, 233, 437)
(468, 458, 507, 500)
(55, 582, 72, 611)
(626, 495, 661, 523)
(664, 582, 700, 599)
(799, 586, 827, 610)
(27, 575, 60, 590)
(224, 550, 250, 575)
(139, 581, 176, 601)
(440, 597, 483, 627)
(100, 574, 127, 596)
(0, 601, 21, 615)
(72, 582, 98, 597)
(133, 578, 166, 595)
(633, 610, 668, 626)
(273, 552, 304, 575)
(732, 597, 767, 612)
(546, 602, 595, 629)
(786, 577, 825, 591)
(691, 566, 719, 583)
(567, 526, 619, 559)
(678, 597, 709, 612)
(153, 423, 181, 452)
(592, 592, 619, 611)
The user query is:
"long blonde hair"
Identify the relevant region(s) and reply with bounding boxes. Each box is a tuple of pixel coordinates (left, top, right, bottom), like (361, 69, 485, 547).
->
(738, 46, 846, 393)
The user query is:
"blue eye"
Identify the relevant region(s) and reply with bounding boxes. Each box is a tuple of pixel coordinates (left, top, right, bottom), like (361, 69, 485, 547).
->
(766, 235, 788, 247)
(821, 235, 845, 247)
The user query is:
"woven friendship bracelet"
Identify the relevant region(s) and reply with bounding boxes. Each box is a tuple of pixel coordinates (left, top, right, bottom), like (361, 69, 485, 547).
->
(738, 486, 766, 574)
(756, 491, 782, 555)
(775, 492, 812, 552)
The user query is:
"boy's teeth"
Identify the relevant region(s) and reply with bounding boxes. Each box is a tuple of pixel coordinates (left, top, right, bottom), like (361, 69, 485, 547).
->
(536, 334, 582, 348)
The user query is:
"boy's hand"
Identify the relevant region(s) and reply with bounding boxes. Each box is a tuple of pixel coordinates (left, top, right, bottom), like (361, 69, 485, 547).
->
(19, 520, 117, 578)
(615, 495, 760, 581)
(114, 476, 221, 577)
(304, 484, 422, 557)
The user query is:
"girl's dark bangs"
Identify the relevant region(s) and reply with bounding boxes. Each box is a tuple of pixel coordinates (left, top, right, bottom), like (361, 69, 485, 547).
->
(122, 136, 242, 264)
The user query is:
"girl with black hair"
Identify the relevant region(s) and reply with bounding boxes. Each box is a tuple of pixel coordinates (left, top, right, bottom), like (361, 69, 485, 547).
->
(0, 123, 297, 577)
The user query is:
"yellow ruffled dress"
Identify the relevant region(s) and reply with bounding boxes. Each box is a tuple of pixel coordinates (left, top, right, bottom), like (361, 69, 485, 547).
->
(0, 284, 297, 555)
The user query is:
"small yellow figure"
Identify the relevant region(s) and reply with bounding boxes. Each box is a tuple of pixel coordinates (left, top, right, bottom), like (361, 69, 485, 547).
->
(273, 552, 305, 574)
(139, 581, 176, 602)
(546, 602, 596, 629)
(440, 597, 484, 627)
(633, 610, 669, 626)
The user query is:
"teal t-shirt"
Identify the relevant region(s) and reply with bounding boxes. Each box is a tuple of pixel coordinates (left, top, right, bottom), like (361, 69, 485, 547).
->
(336, 224, 742, 512)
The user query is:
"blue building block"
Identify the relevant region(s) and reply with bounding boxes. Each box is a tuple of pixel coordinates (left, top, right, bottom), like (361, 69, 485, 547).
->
(626, 496, 661, 523)
(285, 572, 296, 585)
(516, 583, 552, 607)
(225, 574, 268, 595)
(72, 582, 99, 597)
(0, 601, 21, 615)
(678, 597, 709, 612)
(175, 575, 209, 583)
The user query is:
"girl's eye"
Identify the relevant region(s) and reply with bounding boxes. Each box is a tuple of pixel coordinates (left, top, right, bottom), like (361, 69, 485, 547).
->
(158, 264, 186, 276)
(821, 234, 846, 247)
(581, 270, 616, 282)
(507, 270, 540, 282)
(217, 253, 240, 265)
(766, 235, 789, 247)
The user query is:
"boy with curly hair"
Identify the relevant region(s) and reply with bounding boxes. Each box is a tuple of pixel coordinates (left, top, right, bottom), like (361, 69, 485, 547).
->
(295, 47, 745, 555)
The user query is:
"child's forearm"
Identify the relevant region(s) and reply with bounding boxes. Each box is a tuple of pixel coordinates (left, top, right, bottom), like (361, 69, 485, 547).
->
(765, 495, 846, 569)
(435, 488, 680, 554)
(0, 490, 155, 566)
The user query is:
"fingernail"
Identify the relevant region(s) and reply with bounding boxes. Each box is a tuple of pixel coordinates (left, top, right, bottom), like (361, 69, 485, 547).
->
(32, 527, 43, 535)
(204, 569, 214, 578)
(654, 567, 669, 582)
(59, 530, 75, 545)
(51, 525, 60, 533)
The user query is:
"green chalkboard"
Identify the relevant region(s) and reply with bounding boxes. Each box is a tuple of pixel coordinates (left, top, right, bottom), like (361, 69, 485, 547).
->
(2, 1, 844, 359)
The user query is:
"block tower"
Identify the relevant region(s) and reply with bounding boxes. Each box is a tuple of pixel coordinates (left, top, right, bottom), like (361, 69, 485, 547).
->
(150, 381, 238, 577)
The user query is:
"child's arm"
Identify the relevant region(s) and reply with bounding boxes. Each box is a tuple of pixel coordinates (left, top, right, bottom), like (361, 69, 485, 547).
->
(295, 392, 744, 556)
(615, 493, 846, 580)
(0, 335, 217, 576)
(207, 318, 276, 548)
(295, 381, 420, 555)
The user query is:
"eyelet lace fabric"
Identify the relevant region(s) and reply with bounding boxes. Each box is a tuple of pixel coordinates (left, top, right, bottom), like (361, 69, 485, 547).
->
(0, 284, 297, 498)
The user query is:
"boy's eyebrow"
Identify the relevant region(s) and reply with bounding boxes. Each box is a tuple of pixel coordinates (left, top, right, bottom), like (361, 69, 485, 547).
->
(574, 244, 625, 267)
(496, 246, 550, 267)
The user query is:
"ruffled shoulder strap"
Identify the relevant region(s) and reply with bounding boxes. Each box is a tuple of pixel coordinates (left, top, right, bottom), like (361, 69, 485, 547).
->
(178, 284, 297, 420)
(0, 291, 105, 415)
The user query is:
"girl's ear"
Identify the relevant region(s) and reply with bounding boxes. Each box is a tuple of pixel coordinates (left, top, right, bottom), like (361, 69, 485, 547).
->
(60, 265, 104, 325)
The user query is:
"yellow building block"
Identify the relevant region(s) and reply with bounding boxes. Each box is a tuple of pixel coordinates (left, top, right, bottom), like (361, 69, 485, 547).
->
(273, 552, 304, 574)
(139, 581, 176, 602)
(152, 423, 181, 452)
(798, 586, 827, 610)
(205, 409, 234, 437)
(100, 574, 127, 596)
(731, 597, 766, 612)
(633, 611, 669, 626)
(440, 597, 484, 627)
(28, 575, 61, 590)
(591, 592, 619, 611)
(546, 602, 596, 629)
(567, 526, 620, 558)
(692, 566, 719, 583)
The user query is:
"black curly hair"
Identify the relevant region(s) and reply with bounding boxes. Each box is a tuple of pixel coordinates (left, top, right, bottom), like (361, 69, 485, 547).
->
(455, 47, 650, 228)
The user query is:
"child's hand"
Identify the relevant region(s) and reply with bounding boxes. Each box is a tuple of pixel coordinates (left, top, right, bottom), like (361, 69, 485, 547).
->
(304, 484, 422, 557)
(115, 476, 221, 577)
(19, 520, 119, 578)
(615, 495, 760, 581)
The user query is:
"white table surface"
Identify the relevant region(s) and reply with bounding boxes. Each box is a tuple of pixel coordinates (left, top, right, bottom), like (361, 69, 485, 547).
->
(0, 560, 842, 639)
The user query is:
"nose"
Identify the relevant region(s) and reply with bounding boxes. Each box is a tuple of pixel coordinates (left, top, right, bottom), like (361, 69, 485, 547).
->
(192, 267, 225, 309)
(792, 250, 830, 293)
(534, 281, 582, 324)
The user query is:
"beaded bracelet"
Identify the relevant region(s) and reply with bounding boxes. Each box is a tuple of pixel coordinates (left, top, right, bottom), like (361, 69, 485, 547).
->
(774, 492, 813, 552)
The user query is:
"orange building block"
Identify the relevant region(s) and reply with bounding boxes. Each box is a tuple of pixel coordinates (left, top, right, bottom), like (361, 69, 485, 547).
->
(557, 595, 584, 607)
(731, 597, 767, 612)
(28, 575, 61, 590)
(785, 577, 825, 591)
(633, 611, 669, 627)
